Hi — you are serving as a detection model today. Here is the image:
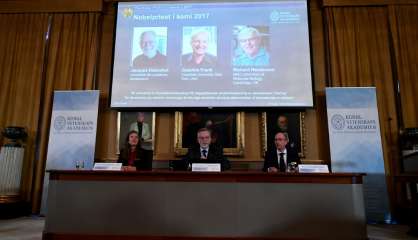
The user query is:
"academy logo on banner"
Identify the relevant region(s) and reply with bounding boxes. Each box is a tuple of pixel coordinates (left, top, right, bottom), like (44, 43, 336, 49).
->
(52, 114, 95, 133)
(330, 114, 377, 132)
(53, 115, 94, 132)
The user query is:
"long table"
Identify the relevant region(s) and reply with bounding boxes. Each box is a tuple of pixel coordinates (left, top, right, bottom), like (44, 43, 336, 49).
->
(43, 170, 366, 240)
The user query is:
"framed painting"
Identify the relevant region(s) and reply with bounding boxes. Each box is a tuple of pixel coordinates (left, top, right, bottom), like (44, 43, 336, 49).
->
(261, 111, 306, 158)
(174, 111, 245, 156)
(117, 112, 156, 152)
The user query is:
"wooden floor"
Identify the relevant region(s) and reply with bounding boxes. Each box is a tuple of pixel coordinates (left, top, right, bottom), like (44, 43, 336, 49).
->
(0, 216, 417, 240)
(368, 224, 417, 240)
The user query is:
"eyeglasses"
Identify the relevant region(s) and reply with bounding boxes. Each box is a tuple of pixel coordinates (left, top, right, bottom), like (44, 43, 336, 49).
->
(239, 37, 259, 44)
(198, 136, 211, 140)
(192, 40, 208, 45)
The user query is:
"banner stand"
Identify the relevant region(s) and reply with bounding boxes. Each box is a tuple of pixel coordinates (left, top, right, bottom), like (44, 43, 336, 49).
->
(40, 90, 99, 214)
(326, 87, 390, 223)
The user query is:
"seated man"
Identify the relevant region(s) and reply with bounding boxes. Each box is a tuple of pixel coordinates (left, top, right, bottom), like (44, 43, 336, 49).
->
(263, 132, 300, 172)
(182, 128, 230, 171)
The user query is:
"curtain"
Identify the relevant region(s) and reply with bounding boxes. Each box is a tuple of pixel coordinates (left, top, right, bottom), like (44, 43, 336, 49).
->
(94, 2, 119, 162)
(30, 13, 100, 212)
(324, 7, 400, 175)
(0, 13, 49, 202)
(389, 5, 418, 128)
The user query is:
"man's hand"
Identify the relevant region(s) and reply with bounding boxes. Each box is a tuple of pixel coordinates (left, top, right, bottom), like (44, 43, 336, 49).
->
(122, 166, 137, 171)
(267, 167, 278, 173)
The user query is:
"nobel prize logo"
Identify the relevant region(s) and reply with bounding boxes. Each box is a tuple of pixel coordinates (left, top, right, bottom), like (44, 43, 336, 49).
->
(54, 116, 66, 131)
(122, 8, 134, 18)
(331, 114, 345, 130)
(270, 10, 280, 22)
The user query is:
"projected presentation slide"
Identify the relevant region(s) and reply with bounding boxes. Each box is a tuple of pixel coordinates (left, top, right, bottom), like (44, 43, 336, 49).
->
(111, 0, 313, 108)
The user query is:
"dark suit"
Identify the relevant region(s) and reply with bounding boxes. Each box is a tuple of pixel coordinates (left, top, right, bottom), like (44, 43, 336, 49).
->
(263, 146, 300, 172)
(182, 53, 217, 68)
(182, 144, 230, 171)
(118, 147, 153, 170)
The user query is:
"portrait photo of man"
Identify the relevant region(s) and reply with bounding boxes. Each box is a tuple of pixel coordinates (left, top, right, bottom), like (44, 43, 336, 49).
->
(232, 26, 270, 66)
(182, 27, 217, 68)
(119, 112, 155, 151)
(132, 28, 167, 68)
(182, 112, 236, 149)
(266, 112, 303, 157)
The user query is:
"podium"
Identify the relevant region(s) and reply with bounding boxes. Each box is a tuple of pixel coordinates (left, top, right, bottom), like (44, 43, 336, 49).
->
(43, 170, 366, 240)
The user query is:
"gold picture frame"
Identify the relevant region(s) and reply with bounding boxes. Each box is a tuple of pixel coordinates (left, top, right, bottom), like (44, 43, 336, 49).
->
(117, 112, 156, 153)
(174, 111, 245, 156)
(261, 112, 306, 158)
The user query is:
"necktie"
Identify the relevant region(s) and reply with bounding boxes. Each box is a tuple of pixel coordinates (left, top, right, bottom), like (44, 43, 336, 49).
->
(137, 122, 143, 137)
(202, 149, 207, 158)
(279, 152, 286, 172)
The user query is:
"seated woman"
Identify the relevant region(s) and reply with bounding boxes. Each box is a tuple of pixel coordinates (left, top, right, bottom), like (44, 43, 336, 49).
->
(118, 130, 152, 171)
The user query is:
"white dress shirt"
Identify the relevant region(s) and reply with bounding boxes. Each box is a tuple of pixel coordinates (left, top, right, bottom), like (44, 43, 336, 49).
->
(276, 148, 287, 166)
(200, 147, 209, 158)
